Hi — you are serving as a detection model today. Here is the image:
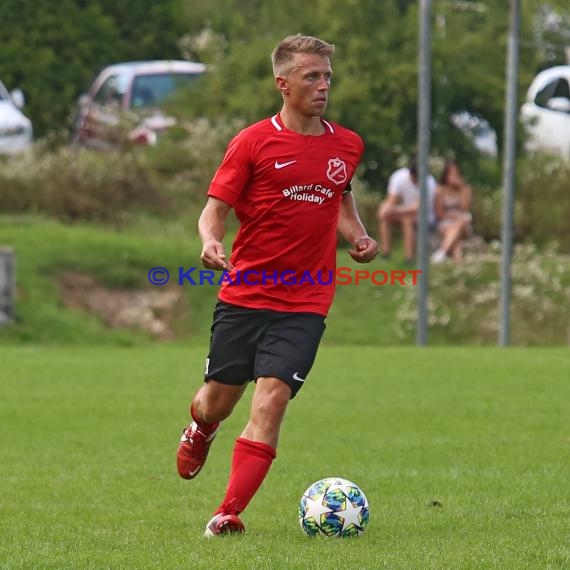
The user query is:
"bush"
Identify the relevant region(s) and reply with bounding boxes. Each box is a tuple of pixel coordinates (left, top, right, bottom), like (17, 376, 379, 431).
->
(516, 153, 570, 253)
(470, 184, 502, 242)
(0, 118, 245, 225)
(2, 131, 568, 255)
(461, 153, 570, 251)
(143, 117, 245, 222)
(0, 145, 164, 224)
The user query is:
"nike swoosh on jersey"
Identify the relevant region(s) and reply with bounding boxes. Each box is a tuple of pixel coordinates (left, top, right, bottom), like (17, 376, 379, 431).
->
(274, 160, 297, 169)
(293, 372, 305, 382)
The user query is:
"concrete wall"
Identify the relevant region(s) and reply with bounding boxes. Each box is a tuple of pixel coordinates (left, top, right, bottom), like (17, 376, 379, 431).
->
(0, 247, 16, 325)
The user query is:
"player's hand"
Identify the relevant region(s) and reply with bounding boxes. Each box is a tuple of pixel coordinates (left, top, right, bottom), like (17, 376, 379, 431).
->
(200, 240, 233, 271)
(348, 236, 378, 263)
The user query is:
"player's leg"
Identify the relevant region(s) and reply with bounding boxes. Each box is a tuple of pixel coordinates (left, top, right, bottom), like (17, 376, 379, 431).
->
(177, 381, 246, 481)
(204, 377, 288, 536)
(241, 376, 291, 447)
(207, 312, 325, 533)
(177, 381, 247, 480)
(177, 301, 260, 480)
(191, 381, 247, 424)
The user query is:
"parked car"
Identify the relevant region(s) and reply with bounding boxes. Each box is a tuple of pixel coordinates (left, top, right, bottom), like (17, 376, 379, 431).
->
(0, 80, 33, 155)
(73, 60, 206, 148)
(521, 65, 570, 159)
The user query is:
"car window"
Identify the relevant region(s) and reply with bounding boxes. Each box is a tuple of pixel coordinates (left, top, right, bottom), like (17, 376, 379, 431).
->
(552, 78, 570, 100)
(94, 75, 123, 107)
(534, 77, 570, 108)
(130, 73, 203, 109)
(0, 81, 9, 101)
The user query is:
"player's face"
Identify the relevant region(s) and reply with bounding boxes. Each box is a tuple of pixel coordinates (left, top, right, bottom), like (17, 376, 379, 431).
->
(279, 53, 332, 116)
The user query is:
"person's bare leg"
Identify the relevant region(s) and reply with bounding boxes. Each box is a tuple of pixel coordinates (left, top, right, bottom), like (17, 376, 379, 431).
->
(401, 214, 416, 260)
(192, 381, 248, 423)
(450, 220, 469, 262)
(177, 381, 247, 480)
(439, 222, 463, 255)
(241, 376, 291, 447)
(451, 240, 464, 263)
(378, 208, 394, 257)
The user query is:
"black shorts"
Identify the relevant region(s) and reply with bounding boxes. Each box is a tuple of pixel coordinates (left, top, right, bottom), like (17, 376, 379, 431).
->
(204, 301, 326, 398)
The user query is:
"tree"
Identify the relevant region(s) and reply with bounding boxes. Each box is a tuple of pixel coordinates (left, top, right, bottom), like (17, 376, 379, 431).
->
(0, 0, 184, 137)
(175, 0, 570, 188)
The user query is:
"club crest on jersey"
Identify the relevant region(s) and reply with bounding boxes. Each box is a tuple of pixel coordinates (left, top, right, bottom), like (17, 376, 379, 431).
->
(326, 157, 348, 185)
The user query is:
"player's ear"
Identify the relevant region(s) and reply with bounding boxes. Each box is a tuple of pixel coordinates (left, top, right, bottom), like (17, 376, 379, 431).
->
(275, 75, 289, 93)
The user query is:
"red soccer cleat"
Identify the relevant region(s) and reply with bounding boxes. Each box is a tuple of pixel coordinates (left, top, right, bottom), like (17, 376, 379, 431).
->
(204, 514, 245, 537)
(176, 421, 220, 480)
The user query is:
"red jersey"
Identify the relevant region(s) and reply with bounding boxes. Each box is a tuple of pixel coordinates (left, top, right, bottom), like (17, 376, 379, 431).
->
(207, 113, 364, 316)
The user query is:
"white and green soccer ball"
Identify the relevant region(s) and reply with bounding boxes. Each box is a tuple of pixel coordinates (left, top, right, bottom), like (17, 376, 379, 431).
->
(298, 477, 370, 537)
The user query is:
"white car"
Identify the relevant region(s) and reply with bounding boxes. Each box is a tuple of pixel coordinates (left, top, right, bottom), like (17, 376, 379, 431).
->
(521, 65, 570, 159)
(0, 80, 33, 154)
(73, 60, 206, 148)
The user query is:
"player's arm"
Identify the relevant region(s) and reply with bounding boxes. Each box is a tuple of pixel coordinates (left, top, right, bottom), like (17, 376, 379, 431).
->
(198, 197, 233, 271)
(337, 191, 378, 263)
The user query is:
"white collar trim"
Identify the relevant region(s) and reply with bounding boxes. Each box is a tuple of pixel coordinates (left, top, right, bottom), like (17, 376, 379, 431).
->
(322, 119, 334, 133)
(270, 115, 282, 131)
(270, 114, 334, 134)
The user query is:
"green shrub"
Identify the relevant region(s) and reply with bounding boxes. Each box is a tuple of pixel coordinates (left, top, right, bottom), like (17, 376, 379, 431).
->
(0, 118, 245, 225)
(0, 145, 164, 224)
(470, 184, 502, 242)
(143, 117, 245, 224)
(459, 153, 570, 251)
(516, 153, 570, 253)
(2, 131, 568, 255)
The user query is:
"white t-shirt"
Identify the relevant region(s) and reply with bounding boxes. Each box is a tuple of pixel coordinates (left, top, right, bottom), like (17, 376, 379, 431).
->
(387, 167, 437, 225)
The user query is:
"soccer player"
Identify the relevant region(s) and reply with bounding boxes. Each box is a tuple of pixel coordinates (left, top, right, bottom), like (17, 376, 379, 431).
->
(176, 34, 378, 536)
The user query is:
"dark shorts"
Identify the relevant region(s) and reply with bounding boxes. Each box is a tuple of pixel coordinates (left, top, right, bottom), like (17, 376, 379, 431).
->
(204, 301, 326, 398)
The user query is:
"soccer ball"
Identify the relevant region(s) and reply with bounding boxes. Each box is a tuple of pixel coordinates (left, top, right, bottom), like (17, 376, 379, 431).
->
(298, 477, 370, 537)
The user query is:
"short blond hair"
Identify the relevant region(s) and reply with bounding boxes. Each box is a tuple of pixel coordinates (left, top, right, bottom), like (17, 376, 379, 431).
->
(271, 34, 335, 77)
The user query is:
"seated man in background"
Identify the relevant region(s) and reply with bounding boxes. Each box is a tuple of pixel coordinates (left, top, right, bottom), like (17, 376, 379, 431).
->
(377, 158, 436, 264)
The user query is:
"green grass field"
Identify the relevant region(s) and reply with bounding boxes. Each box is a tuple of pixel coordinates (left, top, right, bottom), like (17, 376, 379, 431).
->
(1, 346, 568, 569)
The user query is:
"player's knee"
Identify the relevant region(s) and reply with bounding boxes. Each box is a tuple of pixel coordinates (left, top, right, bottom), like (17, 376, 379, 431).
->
(200, 396, 235, 423)
(201, 407, 220, 423)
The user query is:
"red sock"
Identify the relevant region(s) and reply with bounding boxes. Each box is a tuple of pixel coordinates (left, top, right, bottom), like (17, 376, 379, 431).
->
(190, 401, 219, 435)
(214, 437, 277, 516)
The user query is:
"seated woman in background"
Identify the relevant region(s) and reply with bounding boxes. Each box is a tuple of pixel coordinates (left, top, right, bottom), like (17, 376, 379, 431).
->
(431, 161, 472, 263)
